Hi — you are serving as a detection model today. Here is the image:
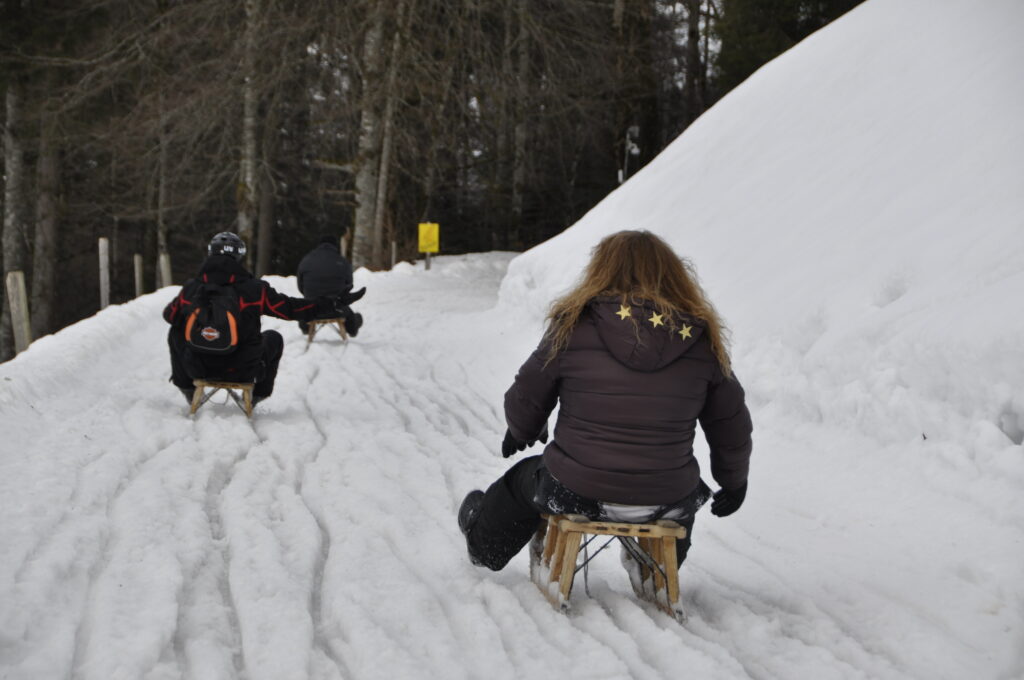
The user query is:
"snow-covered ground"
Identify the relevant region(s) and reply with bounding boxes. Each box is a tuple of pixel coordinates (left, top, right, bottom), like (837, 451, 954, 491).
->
(2, 0, 1023, 678)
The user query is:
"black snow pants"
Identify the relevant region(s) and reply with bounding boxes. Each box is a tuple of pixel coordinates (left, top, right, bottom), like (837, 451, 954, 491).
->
(465, 455, 706, 572)
(168, 328, 284, 399)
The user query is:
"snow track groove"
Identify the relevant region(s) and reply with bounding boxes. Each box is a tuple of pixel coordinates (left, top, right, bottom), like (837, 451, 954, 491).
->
(297, 368, 350, 679)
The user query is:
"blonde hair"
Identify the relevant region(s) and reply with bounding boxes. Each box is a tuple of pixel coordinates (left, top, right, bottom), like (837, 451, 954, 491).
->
(545, 230, 733, 376)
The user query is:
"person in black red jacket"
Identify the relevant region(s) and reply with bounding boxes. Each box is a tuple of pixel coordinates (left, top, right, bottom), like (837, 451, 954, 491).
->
(163, 232, 342, 406)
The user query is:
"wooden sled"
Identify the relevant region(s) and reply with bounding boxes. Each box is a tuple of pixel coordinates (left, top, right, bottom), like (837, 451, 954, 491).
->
(529, 513, 688, 621)
(190, 379, 255, 417)
(306, 318, 348, 346)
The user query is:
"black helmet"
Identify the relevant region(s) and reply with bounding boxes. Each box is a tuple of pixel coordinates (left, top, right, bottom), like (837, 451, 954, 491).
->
(208, 232, 247, 261)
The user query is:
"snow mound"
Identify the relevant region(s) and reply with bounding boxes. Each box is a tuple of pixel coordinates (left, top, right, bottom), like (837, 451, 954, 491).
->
(499, 0, 1024, 450)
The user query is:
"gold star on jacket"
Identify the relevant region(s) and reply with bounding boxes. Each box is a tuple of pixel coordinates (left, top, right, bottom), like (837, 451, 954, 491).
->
(616, 305, 631, 320)
(648, 312, 664, 328)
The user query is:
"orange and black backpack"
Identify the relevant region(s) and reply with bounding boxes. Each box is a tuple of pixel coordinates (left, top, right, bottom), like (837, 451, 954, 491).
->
(184, 283, 240, 354)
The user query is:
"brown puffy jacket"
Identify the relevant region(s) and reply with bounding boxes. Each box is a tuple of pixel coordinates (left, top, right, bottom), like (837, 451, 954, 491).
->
(504, 295, 752, 505)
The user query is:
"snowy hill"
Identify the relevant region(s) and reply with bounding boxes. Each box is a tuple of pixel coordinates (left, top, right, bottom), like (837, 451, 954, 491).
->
(2, 0, 1023, 679)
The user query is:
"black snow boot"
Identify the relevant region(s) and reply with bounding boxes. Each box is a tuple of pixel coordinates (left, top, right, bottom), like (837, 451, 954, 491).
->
(179, 386, 195, 405)
(344, 312, 363, 338)
(458, 490, 485, 537)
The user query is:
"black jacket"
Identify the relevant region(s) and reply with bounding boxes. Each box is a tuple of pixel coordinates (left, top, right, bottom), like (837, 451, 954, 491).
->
(164, 255, 332, 374)
(504, 295, 753, 505)
(297, 243, 353, 298)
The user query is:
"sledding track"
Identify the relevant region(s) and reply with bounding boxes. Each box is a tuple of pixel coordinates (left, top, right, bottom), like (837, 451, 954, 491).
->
(1, 254, 1021, 680)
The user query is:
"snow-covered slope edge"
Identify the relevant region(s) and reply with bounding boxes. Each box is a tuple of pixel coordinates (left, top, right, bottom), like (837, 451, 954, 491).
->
(499, 0, 1024, 450)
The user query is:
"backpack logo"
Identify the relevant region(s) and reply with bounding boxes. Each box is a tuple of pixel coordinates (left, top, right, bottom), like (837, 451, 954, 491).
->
(184, 283, 240, 354)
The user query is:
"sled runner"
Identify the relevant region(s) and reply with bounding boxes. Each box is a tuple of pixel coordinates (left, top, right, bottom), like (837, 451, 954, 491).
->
(190, 379, 255, 417)
(529, 514, 688, 621)
(306, 318, 348, 346)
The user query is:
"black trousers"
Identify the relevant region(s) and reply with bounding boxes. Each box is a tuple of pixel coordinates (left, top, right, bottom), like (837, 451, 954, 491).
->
(465, 455, 703, 572)
(168, 328, 284, 398)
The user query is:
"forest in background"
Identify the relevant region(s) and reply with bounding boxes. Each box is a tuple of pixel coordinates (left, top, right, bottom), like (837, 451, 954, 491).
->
(0, 0, 861, 361)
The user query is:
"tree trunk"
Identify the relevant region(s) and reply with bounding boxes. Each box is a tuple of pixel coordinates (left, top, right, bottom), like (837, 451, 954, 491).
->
(372, 0, 412, 269)
(31, 101, 59, 338)
(493, 0, 514, 248)
(237, 0, 261, 267)
(156, 85, 170, 287)
(2, 80, 30, 361)
(421, 63, 455, 225)
(351, 3, 386, 269)
(510, 0, 529, 249)
(682, 0, 706, 126)
(257, 170, 273, 276)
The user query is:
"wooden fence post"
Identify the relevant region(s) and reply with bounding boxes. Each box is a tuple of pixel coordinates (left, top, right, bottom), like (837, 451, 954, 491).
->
(98, 237, 110, 309)
(158, 252, 172, 288)
(134, 254, 144, 297)
(5, 270, 32, 354)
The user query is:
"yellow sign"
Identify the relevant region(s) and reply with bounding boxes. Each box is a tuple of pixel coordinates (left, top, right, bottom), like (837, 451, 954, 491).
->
(418, 222, 439, 253)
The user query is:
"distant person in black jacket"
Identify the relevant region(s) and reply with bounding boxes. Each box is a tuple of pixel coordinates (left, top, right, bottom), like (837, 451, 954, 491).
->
(163, 232, 345, 406)
(296, 235, 365, 337)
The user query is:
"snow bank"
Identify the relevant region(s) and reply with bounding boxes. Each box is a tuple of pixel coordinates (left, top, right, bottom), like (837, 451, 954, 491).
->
(499, 0, 1024, 453)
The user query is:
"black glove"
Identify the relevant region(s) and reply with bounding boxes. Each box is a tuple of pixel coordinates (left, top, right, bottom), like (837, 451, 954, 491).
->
(332, 297, 351, 317)
(314, 296, 339, 318)
(501, 423, 549, 458)
(339, 286, 366, 305)
(710, 482, 747, 517)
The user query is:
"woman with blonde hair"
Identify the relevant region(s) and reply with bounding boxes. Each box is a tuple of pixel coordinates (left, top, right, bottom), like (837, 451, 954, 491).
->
(458, 230, 752, 573)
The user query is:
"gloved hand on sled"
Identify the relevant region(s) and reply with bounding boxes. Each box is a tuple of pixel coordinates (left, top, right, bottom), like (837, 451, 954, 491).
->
(329, 288, 365, 313)
(710, 482, 747, 517)
(331, 297, 351, 317)
(337, 286, 366, 305)
(314, 296, 342, 317)
(501, 423, 549, 458)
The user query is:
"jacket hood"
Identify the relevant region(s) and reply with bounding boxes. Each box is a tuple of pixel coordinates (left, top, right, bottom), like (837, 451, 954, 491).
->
(195, 255, 254, 285)
(588, 295, 706, 372)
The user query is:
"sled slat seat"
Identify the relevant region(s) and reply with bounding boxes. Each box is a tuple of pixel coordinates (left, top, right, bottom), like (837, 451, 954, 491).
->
(191, 379, 255, 417)
(307, 318, 348, 346)
(529, 513, 687, 621)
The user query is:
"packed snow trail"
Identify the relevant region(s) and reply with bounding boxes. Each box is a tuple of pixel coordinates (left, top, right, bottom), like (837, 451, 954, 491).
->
(2, 254, 1019, 680)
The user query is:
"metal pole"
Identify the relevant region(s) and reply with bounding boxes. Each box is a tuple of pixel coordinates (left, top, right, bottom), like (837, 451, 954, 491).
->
(391, 240, 397, 269)
(5, 270, 32, 354)
(425, 252, 431, 271)
(99, 237, 110, 309)
(134, 254, 145, 297)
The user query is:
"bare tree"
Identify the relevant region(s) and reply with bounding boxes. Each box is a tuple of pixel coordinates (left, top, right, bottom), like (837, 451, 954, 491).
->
(682, 0, 707, 126)
(370, 0, 414, 269)
(31, 81, 59, 337)
(236, 0, 261, 266)
(2, 78, 29, 360)
(510, 0, 530, 248)
(351, 2, 386, 269)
